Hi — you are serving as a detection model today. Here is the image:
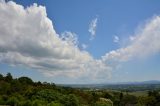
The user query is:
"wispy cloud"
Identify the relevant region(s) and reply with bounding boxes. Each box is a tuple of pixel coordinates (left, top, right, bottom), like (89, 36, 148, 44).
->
(81, 44, 88, 49)
(103, 16, 160, 62)
(113, 35, 119, 43)
(88, 17, 98, 40)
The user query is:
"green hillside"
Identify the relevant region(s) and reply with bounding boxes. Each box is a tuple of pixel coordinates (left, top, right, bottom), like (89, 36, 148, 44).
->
(0, 73, 160, 106)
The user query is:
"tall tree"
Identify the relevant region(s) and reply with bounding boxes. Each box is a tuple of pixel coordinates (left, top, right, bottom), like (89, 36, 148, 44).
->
(5, 73, 12, 82)
(0, 74, 3, 80)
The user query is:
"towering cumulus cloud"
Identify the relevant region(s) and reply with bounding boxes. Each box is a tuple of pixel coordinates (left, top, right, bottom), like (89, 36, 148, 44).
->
(0, 1, 111, 82)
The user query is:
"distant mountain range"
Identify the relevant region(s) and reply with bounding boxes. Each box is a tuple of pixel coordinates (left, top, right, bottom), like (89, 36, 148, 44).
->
(60, 80, 160, 89)
(112, 80, 160, 85)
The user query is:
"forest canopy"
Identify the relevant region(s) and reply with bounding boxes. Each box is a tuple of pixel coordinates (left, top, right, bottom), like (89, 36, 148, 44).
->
(0, 73, 160, 106)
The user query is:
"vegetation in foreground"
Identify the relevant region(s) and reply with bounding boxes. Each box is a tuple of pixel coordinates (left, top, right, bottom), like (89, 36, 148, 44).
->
(0, 73, 160, 106)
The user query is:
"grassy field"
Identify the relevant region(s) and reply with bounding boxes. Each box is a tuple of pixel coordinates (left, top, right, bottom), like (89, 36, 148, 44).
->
(127, 91, 148, 97)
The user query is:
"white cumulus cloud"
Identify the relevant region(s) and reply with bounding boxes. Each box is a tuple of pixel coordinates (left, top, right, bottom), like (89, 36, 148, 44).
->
(61, 31, 79, 47)
(103, 16, 160, 63)
(0, 1, 111, 83)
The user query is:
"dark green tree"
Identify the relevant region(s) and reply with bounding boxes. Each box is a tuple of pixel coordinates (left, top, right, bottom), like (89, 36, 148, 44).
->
(18, 76, 33, 85)
(0, 74, 3, 80)
(121, 94, 137, 106)
(6, 96, 19, 106)
(104, 92, 112, 99)
(5, 73, 12, 82)
(64, 94, 79, 106)
(0, 81, 11, 94)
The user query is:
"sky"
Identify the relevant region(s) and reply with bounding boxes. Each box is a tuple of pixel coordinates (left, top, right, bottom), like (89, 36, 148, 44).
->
(0, 0, 160, 84)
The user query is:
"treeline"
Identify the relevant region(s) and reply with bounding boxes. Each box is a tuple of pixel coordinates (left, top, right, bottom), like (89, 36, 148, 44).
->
(0, 73, 160, 106)
(0, 73, 112, 106)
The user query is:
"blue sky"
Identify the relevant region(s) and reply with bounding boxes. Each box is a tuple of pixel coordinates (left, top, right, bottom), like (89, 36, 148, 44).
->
(14, 0, 160, 58)
(0, 0, 160, 84)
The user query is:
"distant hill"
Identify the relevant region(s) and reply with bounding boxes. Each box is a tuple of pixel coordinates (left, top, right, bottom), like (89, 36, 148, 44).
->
(111, 80, 160, 85)
(61, 80, 160, 91)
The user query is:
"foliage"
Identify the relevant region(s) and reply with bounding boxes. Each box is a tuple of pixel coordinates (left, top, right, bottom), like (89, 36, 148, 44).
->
(6, 96, 19, 106)
(0, 72, 160, 106)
